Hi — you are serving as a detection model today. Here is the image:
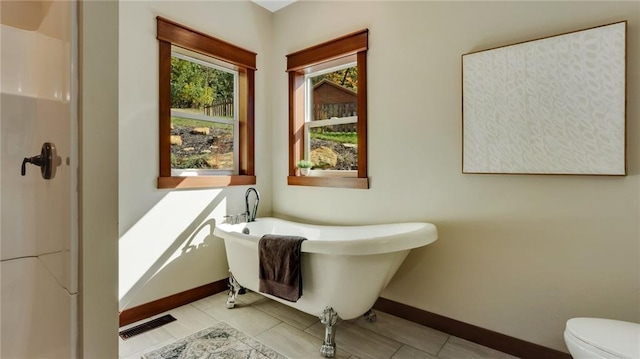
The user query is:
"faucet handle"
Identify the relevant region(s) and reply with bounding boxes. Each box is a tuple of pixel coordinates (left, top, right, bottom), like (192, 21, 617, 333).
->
(238, 213, 247, 223)
(223, 215, 232, 224)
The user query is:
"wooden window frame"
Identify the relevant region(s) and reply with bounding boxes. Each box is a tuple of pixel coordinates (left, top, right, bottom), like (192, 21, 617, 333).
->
(286, 29, 369, 189)
(156, 17, 256, 189)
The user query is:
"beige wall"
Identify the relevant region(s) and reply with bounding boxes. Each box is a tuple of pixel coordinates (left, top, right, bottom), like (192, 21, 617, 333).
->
(118, 1, 273, 309)
(116, 0, 640, 353)
(0, 1, 53, 31)
(271, 1, 640, 352)
(80, 0, 119, 356)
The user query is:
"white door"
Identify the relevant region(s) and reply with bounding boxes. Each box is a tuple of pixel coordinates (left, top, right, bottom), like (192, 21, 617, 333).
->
(0, 0, 77, 357)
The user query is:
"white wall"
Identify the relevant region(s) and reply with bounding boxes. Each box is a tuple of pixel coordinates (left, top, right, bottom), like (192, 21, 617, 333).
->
(1, 0, 77, 356)
(271, 1, 639, 352)
(118, 1, 273, 309)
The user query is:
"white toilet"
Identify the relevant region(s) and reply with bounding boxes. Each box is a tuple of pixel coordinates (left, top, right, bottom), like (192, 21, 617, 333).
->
(564, 318, 640, 359)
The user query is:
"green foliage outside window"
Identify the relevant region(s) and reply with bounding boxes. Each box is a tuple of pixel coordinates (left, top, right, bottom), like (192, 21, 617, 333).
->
(170, 57, 234, 110)
(170, 55, 237, 171)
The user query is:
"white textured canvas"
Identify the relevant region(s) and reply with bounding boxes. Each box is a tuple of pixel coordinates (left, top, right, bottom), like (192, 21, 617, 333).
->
(462, 22, 626, 175)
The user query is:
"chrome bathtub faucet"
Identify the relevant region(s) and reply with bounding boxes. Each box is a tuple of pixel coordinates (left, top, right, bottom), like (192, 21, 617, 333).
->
(245, 187, 260, 222)
(223, 213, 247, 224)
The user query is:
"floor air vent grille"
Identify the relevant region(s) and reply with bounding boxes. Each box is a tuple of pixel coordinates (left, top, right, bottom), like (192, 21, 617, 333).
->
(119, 314, 177, 340)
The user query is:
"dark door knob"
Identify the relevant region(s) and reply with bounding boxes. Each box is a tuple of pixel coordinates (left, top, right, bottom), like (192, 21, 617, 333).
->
(21, 142, 60, 180)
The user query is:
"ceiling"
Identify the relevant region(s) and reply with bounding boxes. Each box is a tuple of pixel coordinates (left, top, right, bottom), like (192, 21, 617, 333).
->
(251, 0, 297, 13)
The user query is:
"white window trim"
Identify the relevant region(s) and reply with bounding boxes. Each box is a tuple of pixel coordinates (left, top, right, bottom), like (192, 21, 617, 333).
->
(170, 110, 235, 125)
(171, 168, 233, 176)
(305, 169, 357, 177)
(306, 116, 357, 128)
(172, 51, 232, 76)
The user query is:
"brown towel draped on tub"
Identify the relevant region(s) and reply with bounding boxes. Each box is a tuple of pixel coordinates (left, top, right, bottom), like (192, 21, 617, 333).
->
(258, 234, 306, 302)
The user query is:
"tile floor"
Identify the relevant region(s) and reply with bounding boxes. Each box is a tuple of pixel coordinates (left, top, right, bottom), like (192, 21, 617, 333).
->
(119, 291, 520, 359)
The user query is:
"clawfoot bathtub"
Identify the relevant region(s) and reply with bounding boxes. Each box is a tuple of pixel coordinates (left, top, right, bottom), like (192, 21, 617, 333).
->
(214, 217, 438, 357)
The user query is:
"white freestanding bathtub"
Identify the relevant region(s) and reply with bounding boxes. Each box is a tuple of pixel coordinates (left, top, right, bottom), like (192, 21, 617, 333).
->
(214, 217, 438, 357)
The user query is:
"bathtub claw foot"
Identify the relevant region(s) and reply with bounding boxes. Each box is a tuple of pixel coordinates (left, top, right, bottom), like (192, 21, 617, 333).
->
(226, 292, 236, 309)
(320, 343, 336, 358)
(363, 309, 377, 322)
(319, 307, 339, 358)
(226, 272, 242, 309)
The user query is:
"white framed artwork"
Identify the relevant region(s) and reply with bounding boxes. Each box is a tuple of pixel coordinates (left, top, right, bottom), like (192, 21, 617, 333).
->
(462, 21, 626, 175)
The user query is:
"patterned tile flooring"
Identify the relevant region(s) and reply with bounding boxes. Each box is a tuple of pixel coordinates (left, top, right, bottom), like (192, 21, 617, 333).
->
(119, 291, 520, 359)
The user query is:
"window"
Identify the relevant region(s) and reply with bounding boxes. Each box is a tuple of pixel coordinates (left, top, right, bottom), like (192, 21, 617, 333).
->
(170, 50, 238, 175)
(286, 30, 369, 189)
(157, 17, 256, 189)
(306, 64, 358, 171)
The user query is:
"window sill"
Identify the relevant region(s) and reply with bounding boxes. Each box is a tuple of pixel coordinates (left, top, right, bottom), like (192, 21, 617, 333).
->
(287, 176, 369, 189)
(158, 175, 256, 189)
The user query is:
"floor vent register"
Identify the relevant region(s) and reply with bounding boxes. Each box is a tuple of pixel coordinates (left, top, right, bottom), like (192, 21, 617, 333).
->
(119, 314, 177, 340)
